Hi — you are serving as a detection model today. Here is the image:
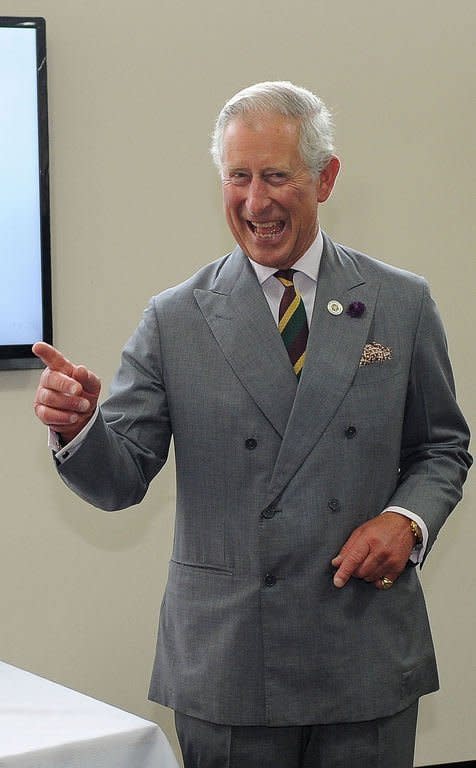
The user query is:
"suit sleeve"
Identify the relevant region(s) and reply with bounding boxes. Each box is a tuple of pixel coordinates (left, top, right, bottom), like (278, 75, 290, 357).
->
(386, 281, 472, 561)
(57, 299, 172, 511)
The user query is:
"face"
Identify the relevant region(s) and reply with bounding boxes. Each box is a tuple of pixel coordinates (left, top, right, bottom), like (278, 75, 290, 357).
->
(221, 113, 339, 269)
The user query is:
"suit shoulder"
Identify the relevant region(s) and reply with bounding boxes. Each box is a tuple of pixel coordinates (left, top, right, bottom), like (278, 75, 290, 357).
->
(149, 252, 233, 310)
(336, 241, 427, 291)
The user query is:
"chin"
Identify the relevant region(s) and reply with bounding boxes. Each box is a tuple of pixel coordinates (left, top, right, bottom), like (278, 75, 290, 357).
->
(245, 241, 288, 265)
(249, 252, 290, 269)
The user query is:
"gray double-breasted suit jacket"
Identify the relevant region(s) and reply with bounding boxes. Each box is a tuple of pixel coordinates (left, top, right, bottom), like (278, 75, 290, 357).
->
(59, 233, 471, 726)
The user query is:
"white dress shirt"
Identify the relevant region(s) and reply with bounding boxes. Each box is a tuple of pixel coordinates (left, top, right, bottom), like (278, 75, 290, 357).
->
(249, 228, 324, 326)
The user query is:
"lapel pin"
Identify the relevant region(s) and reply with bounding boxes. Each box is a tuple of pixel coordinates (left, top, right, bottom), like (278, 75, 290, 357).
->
(327, 300, 343, 316)
(346, 301, 366, 318)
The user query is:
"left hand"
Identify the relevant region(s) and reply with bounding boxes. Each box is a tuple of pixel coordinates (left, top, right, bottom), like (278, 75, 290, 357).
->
(331, 512, 415, 590)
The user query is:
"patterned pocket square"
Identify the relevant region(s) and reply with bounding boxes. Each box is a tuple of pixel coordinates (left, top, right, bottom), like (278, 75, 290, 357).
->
(359, 341, 393, 366)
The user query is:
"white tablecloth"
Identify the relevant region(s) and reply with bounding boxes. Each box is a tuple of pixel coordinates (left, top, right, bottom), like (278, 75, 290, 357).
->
(0, 661, 179, 767)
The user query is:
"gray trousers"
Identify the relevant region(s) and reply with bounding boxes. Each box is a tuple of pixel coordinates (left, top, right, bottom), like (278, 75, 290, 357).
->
(175, 702, 418, 768)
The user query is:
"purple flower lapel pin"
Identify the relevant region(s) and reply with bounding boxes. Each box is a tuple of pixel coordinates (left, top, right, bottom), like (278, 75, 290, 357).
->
(346, 301, 366, 318)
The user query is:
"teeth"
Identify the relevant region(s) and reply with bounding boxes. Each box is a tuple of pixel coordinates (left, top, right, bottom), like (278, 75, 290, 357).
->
(250, 221, 284, 238)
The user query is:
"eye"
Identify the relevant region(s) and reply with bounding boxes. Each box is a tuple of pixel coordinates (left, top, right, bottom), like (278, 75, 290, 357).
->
(266, 172, 288, 184)
(227, 171, 249, 185)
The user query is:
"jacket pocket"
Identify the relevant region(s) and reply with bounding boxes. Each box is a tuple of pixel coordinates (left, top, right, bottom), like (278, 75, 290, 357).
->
(170, 558, 233, 576)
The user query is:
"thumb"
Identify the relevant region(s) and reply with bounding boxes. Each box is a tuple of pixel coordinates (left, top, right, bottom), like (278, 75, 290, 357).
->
(73, 364, 101, 399)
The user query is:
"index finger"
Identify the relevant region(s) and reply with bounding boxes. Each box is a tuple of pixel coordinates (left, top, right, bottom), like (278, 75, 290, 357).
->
(333, 540, 370, 588)
(32, 342, 75, 376)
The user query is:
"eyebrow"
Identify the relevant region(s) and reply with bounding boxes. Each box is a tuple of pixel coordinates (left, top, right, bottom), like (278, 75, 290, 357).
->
(225, 166, 291, 175)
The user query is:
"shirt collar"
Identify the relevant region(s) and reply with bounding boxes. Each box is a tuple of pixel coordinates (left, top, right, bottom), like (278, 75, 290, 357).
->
(248, 229, 323, 285)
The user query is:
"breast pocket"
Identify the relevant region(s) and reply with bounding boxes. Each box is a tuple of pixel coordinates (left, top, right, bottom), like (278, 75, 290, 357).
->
(352, 340, 401, 386)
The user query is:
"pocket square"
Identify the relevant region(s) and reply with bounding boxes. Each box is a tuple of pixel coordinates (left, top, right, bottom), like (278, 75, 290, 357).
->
(359, 341, 393, 366)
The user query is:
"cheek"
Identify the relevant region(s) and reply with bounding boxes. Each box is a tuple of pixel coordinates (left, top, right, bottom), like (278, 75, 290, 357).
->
(277, 189, 304, 216)
(223, 199, 243, 239)
(223, 192, 245, 224)
(223, 187, 236, 209)
(293, 195, 318, 229)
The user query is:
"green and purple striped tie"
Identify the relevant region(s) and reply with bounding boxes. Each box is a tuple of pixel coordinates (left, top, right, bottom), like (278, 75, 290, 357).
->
(274, 269, 309, 378)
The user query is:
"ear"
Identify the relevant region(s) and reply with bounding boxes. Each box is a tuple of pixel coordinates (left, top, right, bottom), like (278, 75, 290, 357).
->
(316, 156, 340, 203)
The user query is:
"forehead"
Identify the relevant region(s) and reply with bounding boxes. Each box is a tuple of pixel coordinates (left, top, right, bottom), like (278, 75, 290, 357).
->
(222, 113, 302, 168)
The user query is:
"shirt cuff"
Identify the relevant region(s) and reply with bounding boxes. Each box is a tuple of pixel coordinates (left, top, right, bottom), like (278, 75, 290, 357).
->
(382, 506, 428, 564)
(48, 406, 100, 464)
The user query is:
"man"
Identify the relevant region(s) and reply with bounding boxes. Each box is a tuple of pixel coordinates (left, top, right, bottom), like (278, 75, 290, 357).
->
(33, 82, 471, 767)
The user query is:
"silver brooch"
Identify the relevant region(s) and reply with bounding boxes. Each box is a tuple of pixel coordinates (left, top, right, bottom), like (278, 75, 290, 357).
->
(327, 300, 343, 316)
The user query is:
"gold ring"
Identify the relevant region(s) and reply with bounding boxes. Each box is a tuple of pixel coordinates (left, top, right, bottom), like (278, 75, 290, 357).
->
(380, 576, 393, 590)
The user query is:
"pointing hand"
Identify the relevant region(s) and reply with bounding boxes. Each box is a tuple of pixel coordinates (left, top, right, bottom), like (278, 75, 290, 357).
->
(32, 342, 101, 443)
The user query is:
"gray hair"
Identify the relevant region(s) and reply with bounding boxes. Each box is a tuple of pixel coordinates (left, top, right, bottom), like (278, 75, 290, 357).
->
(210, 81, 335, 177)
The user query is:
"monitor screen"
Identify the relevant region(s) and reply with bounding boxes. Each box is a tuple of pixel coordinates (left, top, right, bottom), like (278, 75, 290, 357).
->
(0, 17, 51, 369)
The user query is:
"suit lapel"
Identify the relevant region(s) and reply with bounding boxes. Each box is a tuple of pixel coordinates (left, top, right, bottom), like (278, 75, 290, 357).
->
(194, 247, 297, 438)
(267, 235, 380, 501)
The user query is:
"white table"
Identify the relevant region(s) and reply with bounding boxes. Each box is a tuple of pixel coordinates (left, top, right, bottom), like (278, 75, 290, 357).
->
(0, 661, 179, 767)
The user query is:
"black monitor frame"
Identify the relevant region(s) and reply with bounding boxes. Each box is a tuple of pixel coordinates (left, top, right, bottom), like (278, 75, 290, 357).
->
(0, 17, 51, 370)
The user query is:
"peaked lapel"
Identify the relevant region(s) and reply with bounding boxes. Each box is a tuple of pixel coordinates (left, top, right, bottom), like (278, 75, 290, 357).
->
(193, 247, 298, 438)
(266, 234, 381, 502)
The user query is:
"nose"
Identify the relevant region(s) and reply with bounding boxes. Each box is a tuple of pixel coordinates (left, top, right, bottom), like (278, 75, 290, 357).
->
(246, 177, 271, 218)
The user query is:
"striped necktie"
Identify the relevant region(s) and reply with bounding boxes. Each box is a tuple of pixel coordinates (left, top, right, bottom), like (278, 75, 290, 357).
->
(274, 269, 309, 378)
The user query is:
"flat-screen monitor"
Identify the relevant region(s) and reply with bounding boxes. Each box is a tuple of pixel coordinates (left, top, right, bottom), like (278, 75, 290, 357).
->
(0, 17, 51, 369)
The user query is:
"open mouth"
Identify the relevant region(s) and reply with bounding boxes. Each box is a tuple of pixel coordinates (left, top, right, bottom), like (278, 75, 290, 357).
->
(247, 220, 285, 240)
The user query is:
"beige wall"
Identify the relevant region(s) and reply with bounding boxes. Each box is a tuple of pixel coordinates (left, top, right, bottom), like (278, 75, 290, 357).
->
(1, 1, 474, 764)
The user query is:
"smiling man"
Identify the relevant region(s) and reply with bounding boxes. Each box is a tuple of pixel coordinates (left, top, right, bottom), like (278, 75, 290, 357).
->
(221, 111, 340, 270)
(33, 82, 471, 768)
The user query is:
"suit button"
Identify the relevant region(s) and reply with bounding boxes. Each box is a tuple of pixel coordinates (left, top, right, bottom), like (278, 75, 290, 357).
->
(261, 508, 279, 519)
(245, 438, 258, 450)
(344, 425, 357, 439)
(328, 498, 341, 513)
(264, 573, 276, 587)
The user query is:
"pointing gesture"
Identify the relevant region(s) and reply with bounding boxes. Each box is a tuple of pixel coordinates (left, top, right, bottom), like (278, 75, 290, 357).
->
(331, 512, 416, 590)
(32, 342, 101, 443)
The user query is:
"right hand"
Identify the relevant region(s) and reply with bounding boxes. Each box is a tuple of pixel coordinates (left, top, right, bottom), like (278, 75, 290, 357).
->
(32, 342, 101, 443)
